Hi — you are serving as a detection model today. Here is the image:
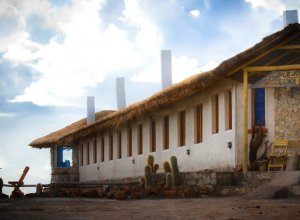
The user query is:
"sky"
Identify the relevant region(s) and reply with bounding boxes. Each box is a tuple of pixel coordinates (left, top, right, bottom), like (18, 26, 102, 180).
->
(0, 0, 299, 195)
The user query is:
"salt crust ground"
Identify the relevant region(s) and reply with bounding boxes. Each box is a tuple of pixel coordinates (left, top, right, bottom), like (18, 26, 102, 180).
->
(1, 197, 300, 220)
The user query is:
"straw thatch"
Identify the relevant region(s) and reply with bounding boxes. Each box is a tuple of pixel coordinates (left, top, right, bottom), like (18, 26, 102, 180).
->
(30, 24, 300, 148)
(30, 110, 114, 148)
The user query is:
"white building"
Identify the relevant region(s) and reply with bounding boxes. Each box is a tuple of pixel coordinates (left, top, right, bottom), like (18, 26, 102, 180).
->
(30, 23, 300, 183)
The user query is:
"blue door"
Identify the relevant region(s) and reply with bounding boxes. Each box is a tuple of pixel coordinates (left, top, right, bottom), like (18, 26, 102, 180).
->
(254, 88, 265, 126)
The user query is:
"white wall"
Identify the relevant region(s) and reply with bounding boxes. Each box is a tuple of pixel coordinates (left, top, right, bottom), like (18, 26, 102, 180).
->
(79, 80, 236, 182)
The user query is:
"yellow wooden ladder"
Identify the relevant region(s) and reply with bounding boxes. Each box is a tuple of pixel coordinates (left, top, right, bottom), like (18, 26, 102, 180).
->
(268, 140, 289, 171)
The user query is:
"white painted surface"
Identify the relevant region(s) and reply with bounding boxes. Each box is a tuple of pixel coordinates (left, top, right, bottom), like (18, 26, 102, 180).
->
(283, 10, 298, 27)
(161, 50, 172, 89)
(79, 80, 237, 181)
(116, 77, 126, 110)
(87, 96, 95, 125)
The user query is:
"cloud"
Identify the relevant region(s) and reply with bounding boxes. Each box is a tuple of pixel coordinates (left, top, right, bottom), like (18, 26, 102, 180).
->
(131, 55, 216, 83)
(0, 155, 8, 168)
(1, 0, 162, 106)
(190, 9, 200, 17)
(245, 0, 300, 18)
(0, 112, 16, 117)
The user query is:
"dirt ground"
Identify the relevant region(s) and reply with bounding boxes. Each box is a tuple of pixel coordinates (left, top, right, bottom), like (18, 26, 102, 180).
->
(0, 197, 300, 220)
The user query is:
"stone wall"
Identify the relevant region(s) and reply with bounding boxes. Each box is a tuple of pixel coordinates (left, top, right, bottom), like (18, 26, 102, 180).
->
(274, 87, 300, 148)
(50, 145, 80, 183)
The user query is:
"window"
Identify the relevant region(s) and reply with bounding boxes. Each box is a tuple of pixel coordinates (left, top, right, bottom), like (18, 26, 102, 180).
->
(195, 104, 203, 143)
(80, 144, 83, 166)
(163, 115, 169, 149)
(212, 94, 219, 134)
(93, 139, 97, 163)
(118, 131, 122, 159)
(254, 88, 265, 126)
(179, 110, 186, 147)
(57, 146, 72, 168)
(101, 136, 105, 162)
(86, 142, 90, 165)
(109, 134, 113, 160)
(138, 124, 143, 155)
(150, 120, 156, 152)
(127, 127, 132, 157)
(225, 90, 233, 130)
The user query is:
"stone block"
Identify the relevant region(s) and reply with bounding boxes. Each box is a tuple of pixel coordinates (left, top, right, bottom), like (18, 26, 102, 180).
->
(106, 191, 115, 199)
(131, 191, 144, 199)
(163, 190, 177, 198)
(115, 191, 127, 200)
(186, 179, 196, 186)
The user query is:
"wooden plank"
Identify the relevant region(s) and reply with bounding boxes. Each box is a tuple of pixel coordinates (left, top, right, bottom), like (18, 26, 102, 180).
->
(277, 45, 300, 49)
(244, 64, 300, 72)
(226, 32, 300, 76)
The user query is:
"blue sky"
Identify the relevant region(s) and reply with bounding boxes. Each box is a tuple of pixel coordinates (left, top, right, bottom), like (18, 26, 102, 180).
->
(0, 0, 299, 194)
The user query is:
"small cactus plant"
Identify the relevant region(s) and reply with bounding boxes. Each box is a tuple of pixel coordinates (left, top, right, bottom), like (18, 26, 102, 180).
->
(166, 173, 172, 188)
(163, 161, 171, 173)
(153, 164, 159, 173)
(170, 156, 181, 186)
(147, 155, 154, 170)
(144, 165, 153, 187)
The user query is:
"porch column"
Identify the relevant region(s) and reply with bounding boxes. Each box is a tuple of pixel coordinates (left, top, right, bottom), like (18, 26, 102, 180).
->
(243, 69, 248, 175)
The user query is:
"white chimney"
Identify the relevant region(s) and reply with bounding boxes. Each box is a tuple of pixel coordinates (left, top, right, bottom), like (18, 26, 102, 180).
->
(87, 96, 95, 125)
(283, 10, 299, 27)
(116, 77, 126, 110)
(161, 50, 172, 89)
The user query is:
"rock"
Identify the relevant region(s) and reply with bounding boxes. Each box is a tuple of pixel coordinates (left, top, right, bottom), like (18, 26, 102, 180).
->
(184, 188, 195, 198)
(97, 188, 105, 197)
(163, 190, 177, 198)
(145, 186, 163, 196)
(106, 191, 115, 199)
(198, 185, 208, 194)
(86, 189, 99, 197)
(131, 191, 144, 199)
(115, 191, 127, 200)
(123, 186, 132, 196)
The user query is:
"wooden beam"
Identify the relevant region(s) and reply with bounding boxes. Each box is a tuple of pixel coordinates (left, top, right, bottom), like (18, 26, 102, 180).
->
(243, 69, 248, 176)
(248, 51, 293, 78)
(226, 32, 300, 76)
(244, 64, 300, 72)
(277, 45, 300, 50)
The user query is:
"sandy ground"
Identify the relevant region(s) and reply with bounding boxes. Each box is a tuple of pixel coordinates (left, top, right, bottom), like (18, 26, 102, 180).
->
(1, 197, 300, 220)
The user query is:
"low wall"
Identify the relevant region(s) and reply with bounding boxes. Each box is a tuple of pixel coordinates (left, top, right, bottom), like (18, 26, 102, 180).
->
(51, 167, 79, 183)
(52, 171, 275, 197)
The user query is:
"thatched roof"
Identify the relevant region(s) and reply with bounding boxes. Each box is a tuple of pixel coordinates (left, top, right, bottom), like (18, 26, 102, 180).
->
(30, 24, 300, 148)
(30, 110, 115, 148)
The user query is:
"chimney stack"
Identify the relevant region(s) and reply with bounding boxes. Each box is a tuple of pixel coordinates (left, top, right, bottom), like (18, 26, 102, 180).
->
(283, 10, 299, 27)
(161, 50, 172, 89)
(87, 96, 95, 125)
(116, 77, 126, 110)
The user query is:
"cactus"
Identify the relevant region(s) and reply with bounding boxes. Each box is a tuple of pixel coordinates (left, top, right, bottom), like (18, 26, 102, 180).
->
(144, 165, 153, 187)
(153, 164, 159, 174)
(163, 161, 171, 173)
(170, 156, 181, 186)
(166, 173, 172, 188)
(147, 155, 154, 170)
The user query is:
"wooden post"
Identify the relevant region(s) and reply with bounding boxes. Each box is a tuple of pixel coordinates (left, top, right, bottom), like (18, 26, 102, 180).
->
(243, 69, 248, 176)
(0, 178, 3, 195)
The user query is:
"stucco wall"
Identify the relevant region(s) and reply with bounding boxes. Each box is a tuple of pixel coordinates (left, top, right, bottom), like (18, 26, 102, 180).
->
(79, 80, 236, 182)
